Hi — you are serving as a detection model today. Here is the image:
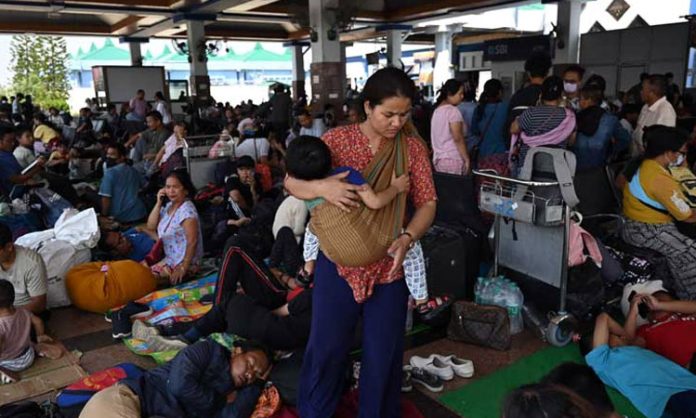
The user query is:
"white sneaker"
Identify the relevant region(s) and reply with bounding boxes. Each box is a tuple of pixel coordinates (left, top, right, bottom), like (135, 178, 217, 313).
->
(433, 354, 474, 378)
(409, 354, 454, 381)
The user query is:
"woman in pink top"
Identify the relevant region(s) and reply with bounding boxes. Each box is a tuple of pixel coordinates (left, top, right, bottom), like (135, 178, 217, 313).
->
(431, 79, 471, 175)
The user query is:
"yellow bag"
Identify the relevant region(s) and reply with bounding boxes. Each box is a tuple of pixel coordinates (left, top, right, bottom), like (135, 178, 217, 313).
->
(66, 260, 157, 313)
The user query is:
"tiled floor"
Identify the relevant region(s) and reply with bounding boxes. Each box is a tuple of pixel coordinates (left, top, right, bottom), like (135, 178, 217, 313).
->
(43, 306, 549, 417)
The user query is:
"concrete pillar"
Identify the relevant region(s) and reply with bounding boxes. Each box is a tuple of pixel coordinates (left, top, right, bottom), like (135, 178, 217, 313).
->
(128, 42, 143, 66)
(386, 30, 402, 69)
(186, 19, 211, 100)
(291, 44, 306, 101)
(555, 0, 583, 64)
(309, 0, 345, 115)
(433, 24, 459, 91)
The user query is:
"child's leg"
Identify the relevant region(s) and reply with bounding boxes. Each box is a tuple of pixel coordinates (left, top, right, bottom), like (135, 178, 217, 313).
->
(664, 390, 696, 418)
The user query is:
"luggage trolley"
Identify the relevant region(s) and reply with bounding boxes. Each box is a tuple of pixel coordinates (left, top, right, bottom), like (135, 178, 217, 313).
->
(182, 135, 228, 189)
(474, 168, 575, 346)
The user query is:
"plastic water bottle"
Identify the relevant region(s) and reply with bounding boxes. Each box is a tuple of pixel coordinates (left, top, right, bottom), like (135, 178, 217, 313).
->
(507, 284, 524, 335)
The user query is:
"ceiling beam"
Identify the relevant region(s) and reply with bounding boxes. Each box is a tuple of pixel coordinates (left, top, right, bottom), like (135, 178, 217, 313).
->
(0, 20, 111, 34)
(110, 15, 143, 34)
(73, 0, 173, 7)
(195, 0, 282, 14)
(253, 3, 385, 21)
(386, 0, 531, 21)
(222, 0, 281, 12)
(204, 26, 289, 40)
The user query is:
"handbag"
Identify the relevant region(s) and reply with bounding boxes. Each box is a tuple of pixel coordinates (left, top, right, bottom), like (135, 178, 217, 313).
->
(144, 204, 180, 267)
(447, 301, 511, 351)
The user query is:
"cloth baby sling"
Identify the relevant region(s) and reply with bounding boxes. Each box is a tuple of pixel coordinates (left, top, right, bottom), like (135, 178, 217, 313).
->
(309, 133, 409, 267)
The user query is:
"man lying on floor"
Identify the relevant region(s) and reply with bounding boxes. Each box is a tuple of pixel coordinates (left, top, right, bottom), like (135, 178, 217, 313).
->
(79, 339, 271, 418)
(580, 312, 696, 418)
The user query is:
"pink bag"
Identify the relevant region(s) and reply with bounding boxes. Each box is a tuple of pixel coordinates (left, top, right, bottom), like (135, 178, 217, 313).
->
(568, 221, 603, 268)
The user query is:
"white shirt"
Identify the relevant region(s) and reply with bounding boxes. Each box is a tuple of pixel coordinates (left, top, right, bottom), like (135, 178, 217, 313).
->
(237, 118, 254, 133)
(155, 100, 172, 125)
(299, 118, 327, 138)
(235, 137, 270, 162)
(13, 146, 36, 169)
(619, 118, 634, 138)
(632, 96, 677, 156)
(272, 196, 309, 243)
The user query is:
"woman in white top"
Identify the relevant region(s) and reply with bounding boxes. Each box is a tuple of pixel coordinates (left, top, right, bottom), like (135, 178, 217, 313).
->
(154, 92, 172, 126)
(430, 79, 471, 175)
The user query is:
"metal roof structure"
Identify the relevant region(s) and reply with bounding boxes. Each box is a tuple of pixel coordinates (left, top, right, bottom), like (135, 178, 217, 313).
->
(0, 0, 531, 41)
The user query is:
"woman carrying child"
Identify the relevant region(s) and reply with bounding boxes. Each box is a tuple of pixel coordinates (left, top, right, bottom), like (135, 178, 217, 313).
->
(285, 67, 437, 418)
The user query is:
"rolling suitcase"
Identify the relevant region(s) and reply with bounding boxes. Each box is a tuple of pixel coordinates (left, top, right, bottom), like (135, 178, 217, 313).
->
(421, 225, 469, 300)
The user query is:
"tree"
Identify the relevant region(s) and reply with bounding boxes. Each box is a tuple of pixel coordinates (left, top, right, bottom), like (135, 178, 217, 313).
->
(9, 34, 70, 111)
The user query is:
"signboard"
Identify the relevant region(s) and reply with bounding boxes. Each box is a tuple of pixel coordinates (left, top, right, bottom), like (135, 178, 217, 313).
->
(483, 35, 552, 62)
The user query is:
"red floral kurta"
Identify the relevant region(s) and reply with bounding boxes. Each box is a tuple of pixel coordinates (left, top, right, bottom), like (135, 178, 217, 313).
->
(322, 124, 437, 303)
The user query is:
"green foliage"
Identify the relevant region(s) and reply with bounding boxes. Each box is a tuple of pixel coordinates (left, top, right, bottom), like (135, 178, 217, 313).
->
(9, 35, 70, 110)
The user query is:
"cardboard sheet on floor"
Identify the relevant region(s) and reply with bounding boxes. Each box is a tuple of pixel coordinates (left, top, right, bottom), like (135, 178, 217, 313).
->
(0, 350, 87, 405)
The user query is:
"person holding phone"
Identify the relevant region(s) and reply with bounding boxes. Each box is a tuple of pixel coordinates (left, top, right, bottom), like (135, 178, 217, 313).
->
(144, 170, 203, 285)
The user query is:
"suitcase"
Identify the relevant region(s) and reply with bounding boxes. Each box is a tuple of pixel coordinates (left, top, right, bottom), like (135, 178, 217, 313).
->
(421, 225, 475, 300)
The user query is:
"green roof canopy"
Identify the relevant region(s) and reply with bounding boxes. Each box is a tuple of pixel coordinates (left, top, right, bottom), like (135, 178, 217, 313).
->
(144, 50, 154, 60)
(155, 45, 173, 61)
(237, 42, 289, 62)
(81, 38, 130, 61)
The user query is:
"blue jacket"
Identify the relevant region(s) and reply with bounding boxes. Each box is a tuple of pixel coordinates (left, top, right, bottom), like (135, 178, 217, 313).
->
(571, 112, 630, 171)
(123, 339, 261, 418)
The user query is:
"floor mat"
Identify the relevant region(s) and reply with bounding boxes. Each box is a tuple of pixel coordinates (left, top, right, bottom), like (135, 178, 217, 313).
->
(0, 349, 87, 404)
(438, 344, 645, 418)
(403, 389, 461, 418)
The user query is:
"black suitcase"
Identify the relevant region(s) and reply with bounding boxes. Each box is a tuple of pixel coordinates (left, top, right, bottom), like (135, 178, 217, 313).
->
(421, 224, 474, 300)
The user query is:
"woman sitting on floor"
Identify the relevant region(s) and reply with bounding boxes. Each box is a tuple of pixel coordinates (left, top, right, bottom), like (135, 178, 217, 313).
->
(143, 170, 203, 285)
(621, 125, 696, 299)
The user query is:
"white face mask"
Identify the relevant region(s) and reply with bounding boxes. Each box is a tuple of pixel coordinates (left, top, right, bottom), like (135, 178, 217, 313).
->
(670, 153, 685, 168)
(564, 82, 578, 94)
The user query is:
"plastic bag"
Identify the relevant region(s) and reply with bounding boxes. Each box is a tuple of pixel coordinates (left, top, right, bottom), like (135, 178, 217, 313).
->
(54, 208, 100, 250)
(474, 276, 524, 334)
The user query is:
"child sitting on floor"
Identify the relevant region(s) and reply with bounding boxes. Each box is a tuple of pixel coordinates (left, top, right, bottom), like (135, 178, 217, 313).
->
(580, 312, 696, 418)
(285, 135, 448, 315)
(0, 280, 52, 383)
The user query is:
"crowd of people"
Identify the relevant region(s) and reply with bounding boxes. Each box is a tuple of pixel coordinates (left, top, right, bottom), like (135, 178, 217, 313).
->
(0, 48, 694, 418)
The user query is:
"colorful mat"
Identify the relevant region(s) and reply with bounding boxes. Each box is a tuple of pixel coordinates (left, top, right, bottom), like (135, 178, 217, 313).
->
(438, 344, 645, 418)
(123, 274, 218, 363)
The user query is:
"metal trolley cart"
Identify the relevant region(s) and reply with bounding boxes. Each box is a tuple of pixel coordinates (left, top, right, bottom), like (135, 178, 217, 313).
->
(474, 168, 576, 346)
(182, 135, 230, 189)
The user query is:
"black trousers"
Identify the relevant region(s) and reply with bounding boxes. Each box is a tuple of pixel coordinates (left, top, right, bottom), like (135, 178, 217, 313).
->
(269, 226, 303, 275)
(193, 247, 312, 350)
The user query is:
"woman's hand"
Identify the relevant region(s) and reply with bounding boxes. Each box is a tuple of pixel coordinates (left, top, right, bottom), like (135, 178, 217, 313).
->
(461, 152, 471, 175)
(387, 234, 412, 280)
(156, 188, 166, 205)
(320, 171, 365, 212)
(170, 264, 187, 285)
(390, 172, 410, 194)
(641, 294, 662, 311)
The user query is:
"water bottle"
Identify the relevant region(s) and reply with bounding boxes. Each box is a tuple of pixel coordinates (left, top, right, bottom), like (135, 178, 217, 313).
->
(475, 277, 484, 304)
(508, 284, 524, 334)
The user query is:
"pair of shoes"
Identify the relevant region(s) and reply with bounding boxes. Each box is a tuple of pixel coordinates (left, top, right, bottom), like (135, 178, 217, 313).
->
(401, 365, 413, 392)
(131, 320, 189, 352)
(106, 302, 153, 323)
(415, 296, 453, 319)
(111, 303, 153, 339)
(408, 365, 444, 392)
(409, 354, 474, 380)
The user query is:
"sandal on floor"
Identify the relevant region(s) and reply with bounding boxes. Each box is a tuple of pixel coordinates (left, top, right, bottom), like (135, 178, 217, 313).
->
(416, 295, 452, 316)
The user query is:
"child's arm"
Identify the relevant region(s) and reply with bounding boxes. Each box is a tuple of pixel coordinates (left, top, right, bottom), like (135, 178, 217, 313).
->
(623, 296, 641, 340)
(29, 313, 51, 343)
(643, 294, 696, 315)
(358, 172, 409, 210)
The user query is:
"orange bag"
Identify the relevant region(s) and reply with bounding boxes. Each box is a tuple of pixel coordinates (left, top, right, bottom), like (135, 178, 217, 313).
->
(66, 260, 157, 313)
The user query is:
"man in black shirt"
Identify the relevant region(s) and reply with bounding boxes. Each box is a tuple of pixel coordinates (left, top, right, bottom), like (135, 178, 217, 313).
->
(505, 51, 552, 145)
